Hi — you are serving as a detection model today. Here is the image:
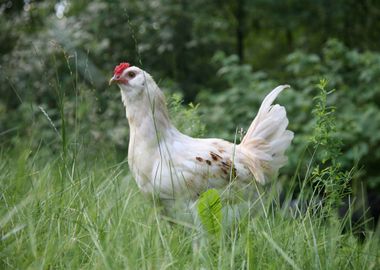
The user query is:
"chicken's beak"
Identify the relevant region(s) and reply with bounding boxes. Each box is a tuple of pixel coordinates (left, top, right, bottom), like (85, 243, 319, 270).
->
(108, 75, 116, 86)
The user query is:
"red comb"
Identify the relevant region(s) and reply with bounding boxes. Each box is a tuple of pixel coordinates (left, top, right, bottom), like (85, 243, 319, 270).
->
(114, 62, 130, 76)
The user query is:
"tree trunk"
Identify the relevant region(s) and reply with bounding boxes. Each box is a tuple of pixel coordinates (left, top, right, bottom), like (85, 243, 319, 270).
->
(236, 0, 245, 63)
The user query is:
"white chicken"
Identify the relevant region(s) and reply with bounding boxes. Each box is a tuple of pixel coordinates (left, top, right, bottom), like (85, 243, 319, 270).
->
(109, 62, 293, 202)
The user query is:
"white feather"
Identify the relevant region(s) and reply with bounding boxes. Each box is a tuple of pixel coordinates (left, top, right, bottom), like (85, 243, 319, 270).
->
(240, 85, 294, 184)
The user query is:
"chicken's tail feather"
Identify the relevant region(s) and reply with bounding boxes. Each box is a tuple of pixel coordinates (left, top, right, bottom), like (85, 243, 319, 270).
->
(239, 85, 294, 184)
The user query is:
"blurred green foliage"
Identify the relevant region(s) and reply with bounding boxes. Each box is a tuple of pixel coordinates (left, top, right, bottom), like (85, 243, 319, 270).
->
(1, 0, 380, 191)
(199, 40, 380, 188)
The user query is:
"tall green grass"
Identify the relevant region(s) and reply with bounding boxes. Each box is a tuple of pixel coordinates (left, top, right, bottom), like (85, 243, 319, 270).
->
(1, 93, 379, 269)
(1, 142, 379, 269)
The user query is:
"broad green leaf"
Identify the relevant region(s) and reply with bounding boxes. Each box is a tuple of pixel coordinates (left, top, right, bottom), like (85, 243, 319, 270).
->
(197, 189, 222, 237)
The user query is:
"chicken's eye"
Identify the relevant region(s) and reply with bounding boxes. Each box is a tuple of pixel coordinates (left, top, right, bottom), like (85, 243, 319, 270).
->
(128, 71, 136, 78)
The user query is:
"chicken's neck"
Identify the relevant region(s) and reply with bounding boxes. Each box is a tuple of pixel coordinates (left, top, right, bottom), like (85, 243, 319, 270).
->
(121, 86, 180, 145)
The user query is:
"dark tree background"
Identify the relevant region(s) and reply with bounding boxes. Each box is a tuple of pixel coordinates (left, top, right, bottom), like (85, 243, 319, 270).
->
(1, 0, 380, 193)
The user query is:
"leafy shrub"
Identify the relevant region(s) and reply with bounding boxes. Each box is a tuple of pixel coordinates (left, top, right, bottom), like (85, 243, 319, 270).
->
(198, 39, 380, 190)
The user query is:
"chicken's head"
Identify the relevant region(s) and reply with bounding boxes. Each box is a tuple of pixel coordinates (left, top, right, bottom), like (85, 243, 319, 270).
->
(109, 62, 146, 91)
